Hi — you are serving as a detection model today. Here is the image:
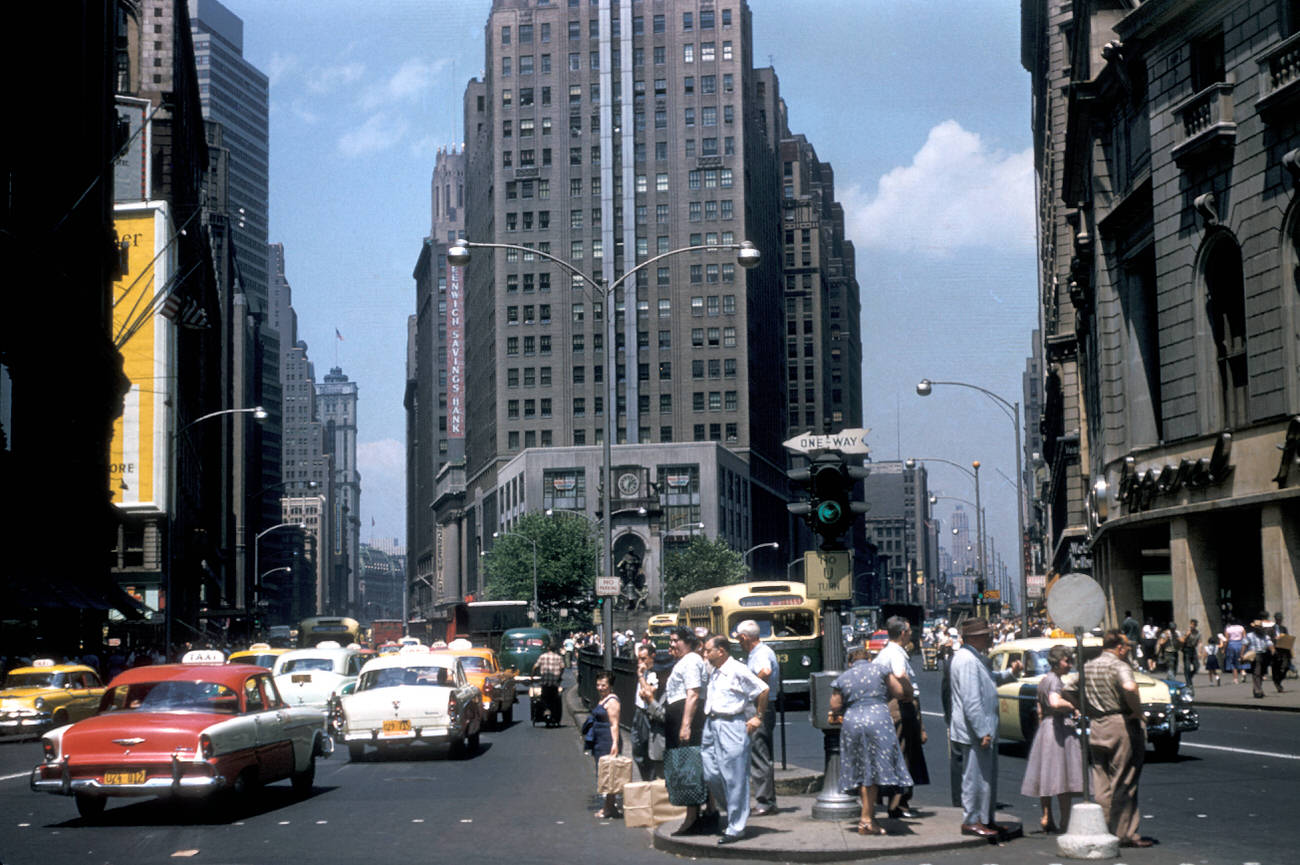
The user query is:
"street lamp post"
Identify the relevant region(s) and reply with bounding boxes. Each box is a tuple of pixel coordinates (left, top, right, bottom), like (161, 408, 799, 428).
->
(451, 238, 760, 672)
(905, 456, 981, 607)
(917, 378, 1027, 634)
(167, 405, 267, 653)
(742, 541, 780, 573)
(253, 522, 303, 614)
(492, 530, 538, 622)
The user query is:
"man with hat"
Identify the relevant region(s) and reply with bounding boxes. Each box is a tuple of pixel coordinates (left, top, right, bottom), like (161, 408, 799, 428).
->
(947, 617, 1021, 838)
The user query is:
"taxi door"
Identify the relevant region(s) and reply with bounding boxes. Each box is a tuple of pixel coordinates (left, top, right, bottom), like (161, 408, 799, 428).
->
(69, 671, 106, 722)
(245, 675, 294, 780)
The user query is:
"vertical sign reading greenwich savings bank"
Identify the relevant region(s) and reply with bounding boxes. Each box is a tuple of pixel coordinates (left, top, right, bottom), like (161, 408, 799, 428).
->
(446, 257, 464, 439)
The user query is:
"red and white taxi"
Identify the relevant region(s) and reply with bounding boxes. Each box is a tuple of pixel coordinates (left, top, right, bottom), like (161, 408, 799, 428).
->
(30, 650, 333, 820)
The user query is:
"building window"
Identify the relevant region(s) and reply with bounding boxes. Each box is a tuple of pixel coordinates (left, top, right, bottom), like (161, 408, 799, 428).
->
(683, 44, 694, 63)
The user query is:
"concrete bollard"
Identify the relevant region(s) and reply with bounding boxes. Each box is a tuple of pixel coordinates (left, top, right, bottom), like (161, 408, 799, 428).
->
(1056, 802, 1119, 859)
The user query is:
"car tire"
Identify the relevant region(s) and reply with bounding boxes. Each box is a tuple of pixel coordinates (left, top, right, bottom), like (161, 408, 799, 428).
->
(1152, 733, 1181, 761)
(449, 733, 465, 759)
(467, 730, 480, 754)
(52, 709, 69, 728)
(291, 754, 316, 795)
(348, 742, 366, 762)
(75, 792, 105, 821)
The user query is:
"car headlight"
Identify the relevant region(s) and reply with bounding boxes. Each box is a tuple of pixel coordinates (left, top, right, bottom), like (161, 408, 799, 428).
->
(801, 655, 812, 667)
(1178, 689, 1194, 704)
(33, 698, 46, 710)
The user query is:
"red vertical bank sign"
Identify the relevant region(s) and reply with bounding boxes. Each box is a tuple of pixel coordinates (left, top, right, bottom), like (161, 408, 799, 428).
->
(446, 259, 465, 438)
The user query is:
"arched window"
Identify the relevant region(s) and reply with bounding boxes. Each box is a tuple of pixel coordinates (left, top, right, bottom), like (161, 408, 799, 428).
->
(1202, 233, 1248, 428)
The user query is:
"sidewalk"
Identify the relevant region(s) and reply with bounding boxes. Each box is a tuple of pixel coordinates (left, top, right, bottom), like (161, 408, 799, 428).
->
(1184, 673, 1300, 711)
(565, 686, 1022, 862)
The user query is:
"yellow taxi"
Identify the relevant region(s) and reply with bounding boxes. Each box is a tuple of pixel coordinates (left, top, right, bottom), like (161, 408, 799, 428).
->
(1, 659, 105, 738)
(227, 643, 290, 669)
(433, 643, 517, 728)
(989, 636, 1198, 760)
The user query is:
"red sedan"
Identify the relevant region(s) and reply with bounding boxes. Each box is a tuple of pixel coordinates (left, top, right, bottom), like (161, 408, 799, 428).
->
(31, 651, 332, 820)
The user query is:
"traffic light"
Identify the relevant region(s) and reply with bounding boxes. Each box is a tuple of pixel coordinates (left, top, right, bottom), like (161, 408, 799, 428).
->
(788, 454, 870, 549)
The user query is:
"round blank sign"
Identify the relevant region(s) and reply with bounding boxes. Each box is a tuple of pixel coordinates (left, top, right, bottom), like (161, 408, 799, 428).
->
(1046, 572, 1107, 633)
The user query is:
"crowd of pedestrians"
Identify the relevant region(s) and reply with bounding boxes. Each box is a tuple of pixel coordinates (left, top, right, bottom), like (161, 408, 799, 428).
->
(1119, 609, 1293, 696)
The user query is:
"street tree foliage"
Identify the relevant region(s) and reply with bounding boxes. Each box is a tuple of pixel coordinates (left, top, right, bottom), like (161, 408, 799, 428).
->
(481, 511, 601, 630)
(662, 535, 747, 608)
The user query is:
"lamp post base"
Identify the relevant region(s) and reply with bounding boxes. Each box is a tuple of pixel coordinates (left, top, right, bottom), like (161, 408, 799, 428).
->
(809, 729, 859, 821)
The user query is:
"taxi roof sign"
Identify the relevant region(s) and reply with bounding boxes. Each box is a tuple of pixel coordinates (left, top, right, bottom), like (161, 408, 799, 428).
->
(316, 640, 342, 649)
(33, 659, 56, 667)
(182, 650, 226, 665)
(399, 643, 431, 654)
(248, 642, 271, 650)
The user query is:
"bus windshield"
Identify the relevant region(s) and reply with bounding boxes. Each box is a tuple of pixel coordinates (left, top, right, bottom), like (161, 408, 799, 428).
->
(728, 610, 816, 639)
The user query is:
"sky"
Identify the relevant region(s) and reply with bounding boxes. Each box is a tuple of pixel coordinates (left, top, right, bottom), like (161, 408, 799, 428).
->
(221, 0, 1038, 579)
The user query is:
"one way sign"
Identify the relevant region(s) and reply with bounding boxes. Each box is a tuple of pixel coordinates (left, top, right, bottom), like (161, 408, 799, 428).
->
(782, 428, 870, 456)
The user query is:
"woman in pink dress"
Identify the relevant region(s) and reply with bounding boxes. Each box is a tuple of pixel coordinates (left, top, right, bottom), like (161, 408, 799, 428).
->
(1020, 646, 1083, 833)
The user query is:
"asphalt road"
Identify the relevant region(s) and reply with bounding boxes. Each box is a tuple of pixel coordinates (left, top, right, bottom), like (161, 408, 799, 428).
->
(1, 669, 1297, 865)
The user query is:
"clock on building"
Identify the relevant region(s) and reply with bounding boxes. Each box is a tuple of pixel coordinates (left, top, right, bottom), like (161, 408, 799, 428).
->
(617, 471, 641, 498)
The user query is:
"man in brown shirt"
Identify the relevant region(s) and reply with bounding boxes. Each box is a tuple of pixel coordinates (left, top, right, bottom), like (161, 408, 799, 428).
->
(1064, 629, 1152, 848)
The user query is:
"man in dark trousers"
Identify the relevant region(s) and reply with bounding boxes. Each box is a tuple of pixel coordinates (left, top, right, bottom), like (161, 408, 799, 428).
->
(1064, 629, 1153, 848)
(531, 641, 565, 727)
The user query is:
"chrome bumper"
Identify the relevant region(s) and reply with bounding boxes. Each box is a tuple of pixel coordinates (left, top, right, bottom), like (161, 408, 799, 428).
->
(340, 725, 453, 743)
(1143, 703, 1199, 737)
(31, 755, 225, 797)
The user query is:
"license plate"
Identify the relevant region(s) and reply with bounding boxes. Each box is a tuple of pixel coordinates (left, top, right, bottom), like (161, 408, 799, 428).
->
(292, 674, 312, 683)
(381, 719, 411, 734)
(104, 769, 147, 785)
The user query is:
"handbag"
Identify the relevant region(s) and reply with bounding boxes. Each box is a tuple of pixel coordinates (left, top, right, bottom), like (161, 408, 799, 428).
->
(596, 753, 634, 794)
(581, 714, 596, 750)
(1241, 648, 1258, 664)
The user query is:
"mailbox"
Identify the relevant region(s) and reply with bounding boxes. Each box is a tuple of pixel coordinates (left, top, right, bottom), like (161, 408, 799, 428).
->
(808, 670, 843, 731)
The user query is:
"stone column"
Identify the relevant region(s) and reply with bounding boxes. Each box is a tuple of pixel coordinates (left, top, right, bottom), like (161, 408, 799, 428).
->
(1171, 515, 1220, 634)
(1099, 527, 1144, 627)
(1260, 503, 1300, 625)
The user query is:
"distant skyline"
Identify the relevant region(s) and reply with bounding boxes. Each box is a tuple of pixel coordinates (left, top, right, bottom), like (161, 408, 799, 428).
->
(223, 0, 1036, 565)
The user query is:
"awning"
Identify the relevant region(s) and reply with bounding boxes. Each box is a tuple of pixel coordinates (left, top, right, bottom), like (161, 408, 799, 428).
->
(6, 575, 148, 620)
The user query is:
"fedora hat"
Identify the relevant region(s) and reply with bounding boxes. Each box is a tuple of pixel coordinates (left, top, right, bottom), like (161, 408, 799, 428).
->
(960, 618, 992, 638)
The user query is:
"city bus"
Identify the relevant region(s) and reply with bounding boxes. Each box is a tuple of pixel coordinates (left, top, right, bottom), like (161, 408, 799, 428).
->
(435, 600, 531, 650)
(297, 616, 361, 647)
(675, 581, 822, 695)
(645, 613, 678, 648)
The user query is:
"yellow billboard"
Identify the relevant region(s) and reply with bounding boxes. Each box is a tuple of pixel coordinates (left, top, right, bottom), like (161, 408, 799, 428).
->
(109, 203, 174, 511)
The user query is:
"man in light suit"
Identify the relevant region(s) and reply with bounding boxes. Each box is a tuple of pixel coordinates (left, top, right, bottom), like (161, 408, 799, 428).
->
(947, 617, 1021, 838)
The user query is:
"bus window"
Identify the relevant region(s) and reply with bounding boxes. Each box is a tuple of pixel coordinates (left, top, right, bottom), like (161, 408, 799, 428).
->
(728, 611, 816, 639)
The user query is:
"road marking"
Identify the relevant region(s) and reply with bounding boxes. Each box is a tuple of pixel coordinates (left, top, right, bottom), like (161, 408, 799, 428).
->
(920, 710, 1300, 761)
(1181, 741, 1300, 760)
(1, 771, 29, 782)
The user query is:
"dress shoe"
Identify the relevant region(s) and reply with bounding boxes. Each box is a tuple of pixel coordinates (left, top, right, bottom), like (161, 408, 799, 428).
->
(888, 806, 920, 819)
(750, 806, 778, 817)
(1121, 837, 1155, 848)
(716, 833, 743, 845)
(961, 823, 998, 838)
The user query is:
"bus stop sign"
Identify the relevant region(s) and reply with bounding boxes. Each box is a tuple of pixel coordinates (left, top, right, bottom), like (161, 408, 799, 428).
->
(804, 550, 853, 600)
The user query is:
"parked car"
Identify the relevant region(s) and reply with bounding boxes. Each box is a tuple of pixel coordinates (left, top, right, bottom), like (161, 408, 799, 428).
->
(30, 650, 332, 820)
(989, 636, 1199, 759)
(271, 642, 364, 711)
(434, 647, 517, 728)
(1, 660, 105, 738)
(498, 627, 553, 683)
(332, 652, 483, 761)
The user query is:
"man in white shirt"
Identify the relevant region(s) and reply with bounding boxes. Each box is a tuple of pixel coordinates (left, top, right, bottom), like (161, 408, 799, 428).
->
(875, 616, 928, 818)
(701, 635, 769, 845)
(735, 619, 780, 816)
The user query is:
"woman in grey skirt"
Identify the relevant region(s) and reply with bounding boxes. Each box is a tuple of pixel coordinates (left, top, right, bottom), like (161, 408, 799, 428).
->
(1020, 645, 1083, 833)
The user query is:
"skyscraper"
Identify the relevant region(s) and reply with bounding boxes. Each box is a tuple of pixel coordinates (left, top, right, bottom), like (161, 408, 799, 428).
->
(319, 367, 361, 613)
(410, 0, 863, 619)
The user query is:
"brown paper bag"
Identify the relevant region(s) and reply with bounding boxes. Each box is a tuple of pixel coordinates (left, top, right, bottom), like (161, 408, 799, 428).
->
(623, 781, 655, 827)
(649, 778, 686, 825)
(596, 754, 634, 794)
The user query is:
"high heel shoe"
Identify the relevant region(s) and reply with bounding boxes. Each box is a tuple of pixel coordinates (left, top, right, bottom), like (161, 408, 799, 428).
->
(857, 820, 887, 836)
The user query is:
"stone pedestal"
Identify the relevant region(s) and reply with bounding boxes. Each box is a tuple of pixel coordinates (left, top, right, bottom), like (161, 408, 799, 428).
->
(1056, 802, 1119, 859)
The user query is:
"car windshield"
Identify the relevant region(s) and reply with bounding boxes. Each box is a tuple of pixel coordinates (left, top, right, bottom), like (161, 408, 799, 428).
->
(232, 654, 278, 668)
(358, 666, 452, 690)
(3, 672, 60, 689)
(504, 637, 544, 649)
(100, 680, 240, 714)
(728, 612, 815, 639)
(281, 657, 336, 674)
(457, 656, 489, 671)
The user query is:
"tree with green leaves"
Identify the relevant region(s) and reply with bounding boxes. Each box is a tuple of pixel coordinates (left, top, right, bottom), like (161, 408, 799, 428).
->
(480, 511, 601, 631)
(661, 535, 748, 609)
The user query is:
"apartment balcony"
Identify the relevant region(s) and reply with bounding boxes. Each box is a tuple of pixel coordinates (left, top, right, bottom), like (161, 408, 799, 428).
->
(1170, 79, 1235, 167)
(1256, 31, 1300, 118)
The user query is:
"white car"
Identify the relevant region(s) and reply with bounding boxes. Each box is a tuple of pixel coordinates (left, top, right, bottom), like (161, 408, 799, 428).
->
(333, 653, 484, 761)
(272, 643, 364, 711)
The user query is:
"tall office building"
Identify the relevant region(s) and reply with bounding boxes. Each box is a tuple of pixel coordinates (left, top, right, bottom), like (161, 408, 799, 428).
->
(319, 367, 361, 613)
(410, 0, 863, 621)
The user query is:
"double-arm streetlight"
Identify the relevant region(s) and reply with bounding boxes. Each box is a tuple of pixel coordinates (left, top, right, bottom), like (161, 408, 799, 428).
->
(253, 522, 303, 613)
(916, 378, 1026, 634)
(167, 405, 267, 651)
(907, 457, 985, 590)
(743, 541, 780, 569)
(492, 529, 538, 622)
(451, 238, 760, 669)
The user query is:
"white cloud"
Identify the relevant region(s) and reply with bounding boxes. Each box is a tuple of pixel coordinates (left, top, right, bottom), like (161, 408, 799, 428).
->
(842, 120, 1034, 257)
(358, 438, 404, 480)
(358, 439, 406, 544)
(306, 61, 366, 94)
(338, 112, 409, 157)
(267, 52, 298, 87)
(359, 58, 448, 111)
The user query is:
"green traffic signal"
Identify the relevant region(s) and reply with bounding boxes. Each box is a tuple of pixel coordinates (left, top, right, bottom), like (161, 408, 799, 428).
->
(815, 499, 844, 526)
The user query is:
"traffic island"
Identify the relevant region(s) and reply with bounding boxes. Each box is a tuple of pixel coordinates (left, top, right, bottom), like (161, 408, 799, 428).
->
(652, 799, 1022, 862)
